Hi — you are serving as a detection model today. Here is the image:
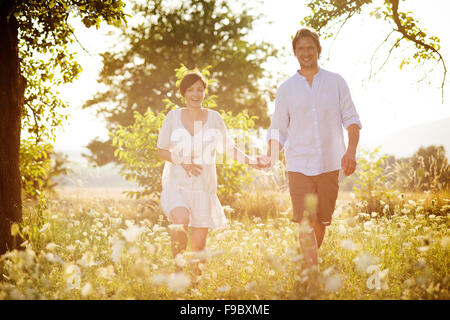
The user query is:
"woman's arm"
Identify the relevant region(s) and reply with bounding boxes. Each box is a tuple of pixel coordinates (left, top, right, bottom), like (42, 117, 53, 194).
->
(229, 146, 259, 168)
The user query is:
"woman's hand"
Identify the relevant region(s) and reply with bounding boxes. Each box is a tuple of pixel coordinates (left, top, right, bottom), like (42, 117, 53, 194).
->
(181, 162, 203, 177)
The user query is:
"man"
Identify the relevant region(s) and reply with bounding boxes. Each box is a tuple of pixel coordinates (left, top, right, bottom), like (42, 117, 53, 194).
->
(259, 28, 362, 275)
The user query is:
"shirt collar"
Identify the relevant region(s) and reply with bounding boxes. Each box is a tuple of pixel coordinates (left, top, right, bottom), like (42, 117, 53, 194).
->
(295, 67, 322, 80)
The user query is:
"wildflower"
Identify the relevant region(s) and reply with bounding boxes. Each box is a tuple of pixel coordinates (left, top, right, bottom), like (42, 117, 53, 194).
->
(97, 266, 116, 281)
(223, 205, 235, 215)
(371, 212, 378, 218)
(363, 221, 374, 230)
(39, 223, 50, 233)
(245, 281, 257, 291)
(152, 273, 167, 286)
(357, 212, 370, 219)
(217, 284, 231, 292)
(111, 239, 125, 263)
(121, 223, 144, 242)
(45, 243, 59, 252)
(353, 253, 380, 274)
(175, 253, 187, 268)
(44, 252, 64, 265)
(193, 248, 212, 261)
(167, 272, 190, 293)
(64, 264, 81, 290)
(325, 274, 344, 293)
(81, 283, 93, 297)
(168, 224, 186, 232)
(341, 239, 357, 251)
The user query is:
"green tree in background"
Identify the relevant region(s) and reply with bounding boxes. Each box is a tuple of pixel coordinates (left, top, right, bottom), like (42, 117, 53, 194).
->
(0, 0, 127, 255)
(83, 0, 278, 166)
(303, 0, 447, 101)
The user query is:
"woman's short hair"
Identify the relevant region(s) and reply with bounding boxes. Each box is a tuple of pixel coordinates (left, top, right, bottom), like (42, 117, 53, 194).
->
(292, 28, 322, 57)
(179, 71, 207, 97)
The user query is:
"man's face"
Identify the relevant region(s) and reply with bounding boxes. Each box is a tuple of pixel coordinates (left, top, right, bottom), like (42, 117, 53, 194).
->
(294, 37, 319, 69)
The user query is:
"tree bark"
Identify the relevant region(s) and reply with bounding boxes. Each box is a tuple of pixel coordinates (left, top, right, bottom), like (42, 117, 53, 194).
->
(0, 2, 25, 255)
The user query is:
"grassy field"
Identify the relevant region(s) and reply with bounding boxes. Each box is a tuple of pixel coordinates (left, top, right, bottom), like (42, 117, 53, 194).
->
(0, 187, 449, 300)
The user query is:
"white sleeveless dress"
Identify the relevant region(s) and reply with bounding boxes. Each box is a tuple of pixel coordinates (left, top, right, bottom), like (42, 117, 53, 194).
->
(157, 108, 234, 229)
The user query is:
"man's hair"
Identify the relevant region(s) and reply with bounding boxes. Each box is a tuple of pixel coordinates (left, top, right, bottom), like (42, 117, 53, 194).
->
(292, 28, 322, 57)
(179, 71, 207, 97)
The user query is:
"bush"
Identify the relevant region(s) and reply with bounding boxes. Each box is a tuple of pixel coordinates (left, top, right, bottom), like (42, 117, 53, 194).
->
(20, 139, 72, 199)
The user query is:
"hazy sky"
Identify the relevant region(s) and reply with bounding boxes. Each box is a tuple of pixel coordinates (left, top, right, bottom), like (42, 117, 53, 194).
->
(54, 0, 450, 163)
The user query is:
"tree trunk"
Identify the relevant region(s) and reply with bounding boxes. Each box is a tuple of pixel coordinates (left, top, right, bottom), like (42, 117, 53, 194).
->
(0, 3, 25, 255)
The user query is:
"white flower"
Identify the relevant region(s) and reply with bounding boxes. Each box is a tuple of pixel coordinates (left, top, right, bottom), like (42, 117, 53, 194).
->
(77, 252, 98, 268)
(217, 284, 231, 292)
(39, 223, 50, 233)
(353, 253, 380, 274)
(81, 282, 93, 297)
(111, 239, 125, 263)
(168, 224, 186, 232)
(44, 252, 64, 265)
(223, 205, 235, 215)
(45, 243, 59, 252)
(245, 281, 257, 291)
(121, 224, 144, 242)
(325, 274, 344, 293)
(152, 273, 168, 286)
(166, 272, 190, 293)
(97, 266, 115, 281)
(341, 239, 357, 251)
(64, 264, 81, 290)
(175, 253, 187, 267)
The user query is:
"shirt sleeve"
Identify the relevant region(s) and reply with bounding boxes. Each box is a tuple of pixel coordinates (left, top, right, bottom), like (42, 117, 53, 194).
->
(157, 110, 174, 150)
(214, 111, 235, 155)
(266, 87, 289, 148)
(338, 75, 362, 130)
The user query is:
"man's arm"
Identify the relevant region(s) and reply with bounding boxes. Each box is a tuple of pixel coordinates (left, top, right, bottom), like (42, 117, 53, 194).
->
(341, 124, 360, 176)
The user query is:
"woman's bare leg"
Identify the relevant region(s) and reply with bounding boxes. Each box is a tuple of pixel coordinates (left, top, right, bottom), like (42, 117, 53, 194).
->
(169, 207, 190, 258)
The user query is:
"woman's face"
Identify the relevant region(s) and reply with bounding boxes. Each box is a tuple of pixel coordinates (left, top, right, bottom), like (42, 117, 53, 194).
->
(184, 80, 205, 108)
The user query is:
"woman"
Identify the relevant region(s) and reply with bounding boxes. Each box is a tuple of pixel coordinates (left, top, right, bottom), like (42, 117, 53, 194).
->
(157, 71, 259, 268)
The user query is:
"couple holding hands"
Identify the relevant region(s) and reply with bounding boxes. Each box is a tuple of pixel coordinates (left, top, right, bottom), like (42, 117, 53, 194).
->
(157, 28, 362, 274)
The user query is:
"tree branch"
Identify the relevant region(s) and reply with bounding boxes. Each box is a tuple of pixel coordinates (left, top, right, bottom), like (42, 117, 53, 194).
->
(390, 0, 447, 102)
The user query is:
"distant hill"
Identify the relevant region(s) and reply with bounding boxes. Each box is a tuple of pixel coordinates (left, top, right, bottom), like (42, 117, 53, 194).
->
(374, 117, 450, 159)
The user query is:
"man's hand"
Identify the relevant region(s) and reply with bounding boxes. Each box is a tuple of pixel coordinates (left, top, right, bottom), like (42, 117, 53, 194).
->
(341, 150, 357, 176)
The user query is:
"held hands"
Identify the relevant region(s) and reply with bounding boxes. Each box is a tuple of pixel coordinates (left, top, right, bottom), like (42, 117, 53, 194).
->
(341, 149, 357, 176)
(252, 155, 274, 170)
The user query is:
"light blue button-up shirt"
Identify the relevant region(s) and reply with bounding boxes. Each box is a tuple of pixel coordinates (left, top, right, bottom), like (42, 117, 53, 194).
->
(267, 68, 362, 176)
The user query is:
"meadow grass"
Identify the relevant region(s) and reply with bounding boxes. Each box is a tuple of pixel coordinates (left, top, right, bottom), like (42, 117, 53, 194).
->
(0, 187, 448, 300)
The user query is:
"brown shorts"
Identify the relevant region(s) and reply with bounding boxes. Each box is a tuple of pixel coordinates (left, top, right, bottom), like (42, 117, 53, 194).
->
(288, 170, 339, 226)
